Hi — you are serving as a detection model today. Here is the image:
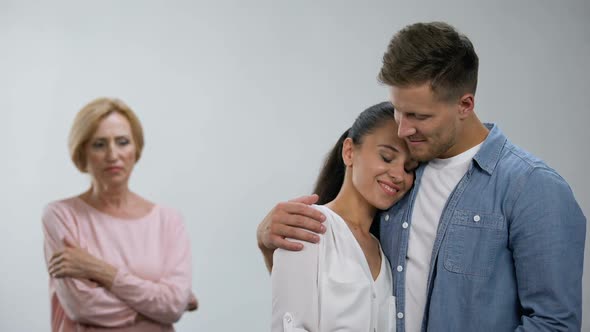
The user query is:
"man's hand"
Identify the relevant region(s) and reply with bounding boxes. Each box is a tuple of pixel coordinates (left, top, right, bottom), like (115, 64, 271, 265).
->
(256, 194, 326, 271)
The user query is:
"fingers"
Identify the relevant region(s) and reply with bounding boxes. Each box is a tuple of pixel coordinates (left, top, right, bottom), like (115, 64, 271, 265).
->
(185, 292, 198, 311)
(269, 235, 304, 251)
(259, 196, 326, 252)
(270, 220, 321, 241)
(259, 199, 327, 251)
(287, 194, 320, 205)
(48, 261, 68, 278)
(48, 251, 66, 274)
(47, 249, 85, 279)
(48, 251, 71, 277)
(282, 209, 325, 233)
(50, 250, 63, 262)
(187, 298, 198, 311)
(48, 260, 85, 279)
(274, 201, 326, 225)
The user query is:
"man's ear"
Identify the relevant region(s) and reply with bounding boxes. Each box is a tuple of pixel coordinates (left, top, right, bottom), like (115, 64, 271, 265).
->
(342, 138, 354, 167)
(457, 93, 475, 119)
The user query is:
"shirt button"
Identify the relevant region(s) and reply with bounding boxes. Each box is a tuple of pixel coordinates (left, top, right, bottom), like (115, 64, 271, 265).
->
(397, 265, 403, 272)
(473, 215, 481, 222)
(397, 312, 404, 319)
(385, 214, 390, 221)
(372, 292, 376, 299)
(283, 313, 293, 323)
(402, 222, 408, 229)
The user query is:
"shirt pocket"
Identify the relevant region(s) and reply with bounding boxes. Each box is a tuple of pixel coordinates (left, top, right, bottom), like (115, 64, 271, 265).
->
(443, 209, 505, 277)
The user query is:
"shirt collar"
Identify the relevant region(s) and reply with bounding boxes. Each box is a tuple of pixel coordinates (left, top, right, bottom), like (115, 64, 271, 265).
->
(472, 123, 507, 175)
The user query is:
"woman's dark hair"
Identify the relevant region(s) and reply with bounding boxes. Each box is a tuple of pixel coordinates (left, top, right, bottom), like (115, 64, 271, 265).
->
(313, 101, 396, 204)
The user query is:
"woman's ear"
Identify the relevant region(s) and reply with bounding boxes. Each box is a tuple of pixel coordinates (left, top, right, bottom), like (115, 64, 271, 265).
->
(342, 137, 354, 167)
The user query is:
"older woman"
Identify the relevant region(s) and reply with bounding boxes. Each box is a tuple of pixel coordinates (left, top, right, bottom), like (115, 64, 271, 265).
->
(42, 97, 196, 332)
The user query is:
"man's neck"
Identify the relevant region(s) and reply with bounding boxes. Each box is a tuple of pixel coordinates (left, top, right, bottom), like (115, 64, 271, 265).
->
(442, 115, 489, 158)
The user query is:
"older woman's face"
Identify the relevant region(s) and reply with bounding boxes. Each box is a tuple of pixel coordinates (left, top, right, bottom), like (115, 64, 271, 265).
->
(85, 112, 136, 187)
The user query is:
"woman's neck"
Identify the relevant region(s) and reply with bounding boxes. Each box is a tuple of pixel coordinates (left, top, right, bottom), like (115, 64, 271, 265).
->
(326, 179, 376, 235)
(84, 181, 133, 209)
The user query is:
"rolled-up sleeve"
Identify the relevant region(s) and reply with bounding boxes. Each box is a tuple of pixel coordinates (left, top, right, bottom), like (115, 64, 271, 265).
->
(271, 239, 320, 332)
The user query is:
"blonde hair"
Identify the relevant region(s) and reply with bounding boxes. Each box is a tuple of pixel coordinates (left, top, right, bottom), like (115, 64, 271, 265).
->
(68, 97, 144, 172)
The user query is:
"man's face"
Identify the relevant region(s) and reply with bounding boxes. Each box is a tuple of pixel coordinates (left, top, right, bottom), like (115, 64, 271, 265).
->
(389, 83, 462, 162)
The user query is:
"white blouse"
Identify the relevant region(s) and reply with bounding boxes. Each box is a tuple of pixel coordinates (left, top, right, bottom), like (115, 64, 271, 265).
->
(271, 205, 396, 332)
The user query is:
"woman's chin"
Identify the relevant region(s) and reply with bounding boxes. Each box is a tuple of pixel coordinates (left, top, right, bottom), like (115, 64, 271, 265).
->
(97, 175, 129, 188)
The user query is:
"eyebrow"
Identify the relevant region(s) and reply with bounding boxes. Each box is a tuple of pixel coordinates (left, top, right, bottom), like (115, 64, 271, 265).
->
(91, 135, 130, 141)
(378, 144, 399, 153)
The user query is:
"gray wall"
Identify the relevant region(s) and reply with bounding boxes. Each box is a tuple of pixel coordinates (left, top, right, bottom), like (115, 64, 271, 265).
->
(1, 0, 588, 330)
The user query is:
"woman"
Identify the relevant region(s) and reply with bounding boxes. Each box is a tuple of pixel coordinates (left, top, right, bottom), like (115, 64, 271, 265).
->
(42, 97, 197, 332)
(271, 102, 416, 331)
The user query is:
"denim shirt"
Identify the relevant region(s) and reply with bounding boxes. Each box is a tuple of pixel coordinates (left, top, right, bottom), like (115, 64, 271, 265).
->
(379, 124, 586, 331)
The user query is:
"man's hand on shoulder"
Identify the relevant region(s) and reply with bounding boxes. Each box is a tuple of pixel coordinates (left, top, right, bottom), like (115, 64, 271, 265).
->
(256, 194, 327, 271)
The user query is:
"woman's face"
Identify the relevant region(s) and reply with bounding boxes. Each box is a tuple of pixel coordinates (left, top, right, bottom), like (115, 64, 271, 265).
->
(345, 119, 416, 210)
(85, 112, 137, 188)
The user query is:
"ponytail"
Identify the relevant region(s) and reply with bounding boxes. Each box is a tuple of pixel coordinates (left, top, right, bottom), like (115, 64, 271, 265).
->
(312, 129, 350, 205)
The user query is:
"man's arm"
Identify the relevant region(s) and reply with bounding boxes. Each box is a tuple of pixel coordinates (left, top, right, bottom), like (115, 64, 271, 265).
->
(510, 168, 586, 331)
(256, 194, 326, 272)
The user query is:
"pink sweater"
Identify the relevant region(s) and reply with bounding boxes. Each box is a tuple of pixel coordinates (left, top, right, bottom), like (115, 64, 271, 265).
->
(42, 197, 192, 332)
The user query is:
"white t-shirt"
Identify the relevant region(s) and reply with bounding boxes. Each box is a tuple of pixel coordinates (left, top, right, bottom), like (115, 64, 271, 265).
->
(271, 205, 396, 332)
(404, 143, 482, 332)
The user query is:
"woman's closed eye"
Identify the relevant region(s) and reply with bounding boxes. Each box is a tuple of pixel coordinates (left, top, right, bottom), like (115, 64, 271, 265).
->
(91, 140, 106, 149)
(116, 137, 130, 146)
(381, 154, 394, 163)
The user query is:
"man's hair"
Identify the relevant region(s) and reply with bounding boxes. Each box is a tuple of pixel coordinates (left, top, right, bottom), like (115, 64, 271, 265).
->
(378, 22, 479, 101)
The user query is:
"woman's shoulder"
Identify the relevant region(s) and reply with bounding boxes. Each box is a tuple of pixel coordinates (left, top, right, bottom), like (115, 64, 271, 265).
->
(310, 204, 344, 232)
(153, 203, 182, 219)
(42, 196, 87, 231)
(149, 202, 186, 231)
(272, 205, 339, 270)
(43, 196, 84, 217)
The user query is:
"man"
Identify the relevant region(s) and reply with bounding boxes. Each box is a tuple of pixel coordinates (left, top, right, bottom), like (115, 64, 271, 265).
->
(257, 22, 586, 331)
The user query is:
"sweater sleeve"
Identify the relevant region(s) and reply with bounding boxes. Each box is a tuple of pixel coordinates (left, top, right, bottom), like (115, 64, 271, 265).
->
(42, 203, 138, 327)
(108, 208, 192, 325)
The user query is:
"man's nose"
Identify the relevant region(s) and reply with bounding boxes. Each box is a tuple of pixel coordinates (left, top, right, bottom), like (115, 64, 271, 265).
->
(397, 114, 416, 138)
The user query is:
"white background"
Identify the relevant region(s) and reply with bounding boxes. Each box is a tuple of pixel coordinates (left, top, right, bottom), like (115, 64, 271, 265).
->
(1, 0, 589, 330)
